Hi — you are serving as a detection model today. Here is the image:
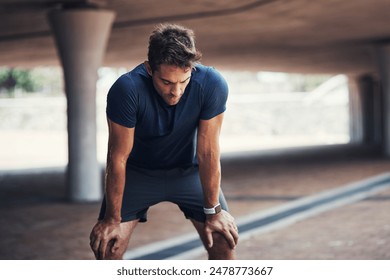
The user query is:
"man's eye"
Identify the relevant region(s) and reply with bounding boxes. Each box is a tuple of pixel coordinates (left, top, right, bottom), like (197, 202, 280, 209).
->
(163, 81, 170, 85)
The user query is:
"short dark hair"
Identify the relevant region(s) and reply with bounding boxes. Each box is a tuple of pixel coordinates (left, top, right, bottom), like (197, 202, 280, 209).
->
(147, 23, 202, 72)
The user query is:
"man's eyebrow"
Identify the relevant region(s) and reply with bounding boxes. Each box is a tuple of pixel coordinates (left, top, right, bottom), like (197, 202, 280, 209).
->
(160, 76, 191, 83)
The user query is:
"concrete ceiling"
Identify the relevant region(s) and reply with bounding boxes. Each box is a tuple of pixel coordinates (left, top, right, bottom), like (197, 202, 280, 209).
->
(1, 0, 390, 74)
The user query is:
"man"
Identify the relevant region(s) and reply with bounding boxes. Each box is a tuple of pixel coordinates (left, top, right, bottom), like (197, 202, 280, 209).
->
(89, 23, 239, 260)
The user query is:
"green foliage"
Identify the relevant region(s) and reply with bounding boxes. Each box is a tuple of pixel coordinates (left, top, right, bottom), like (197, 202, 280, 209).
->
(0, 68, 41, 95)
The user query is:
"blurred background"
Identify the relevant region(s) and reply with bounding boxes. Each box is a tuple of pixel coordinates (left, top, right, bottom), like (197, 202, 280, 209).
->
(0, 67, 349, 169)
(0, 0, 389, 260)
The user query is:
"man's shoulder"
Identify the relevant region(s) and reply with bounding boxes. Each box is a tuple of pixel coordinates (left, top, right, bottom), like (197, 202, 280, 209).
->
(191, 64, 227, 90)
(192, 64, 218, 77)
(192, 64, 225, 82)
(111, 63, 149, 91)
(123, 63, 149, 82)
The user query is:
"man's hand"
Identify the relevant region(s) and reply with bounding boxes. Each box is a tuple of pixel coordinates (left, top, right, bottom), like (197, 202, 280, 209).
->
(204, 210, 239, 249)
(89, 219, 122, 260)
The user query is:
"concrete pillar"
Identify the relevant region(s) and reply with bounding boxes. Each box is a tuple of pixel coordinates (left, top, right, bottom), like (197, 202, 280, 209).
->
(377, 45, 390, 156)
(47, 7, 115, 201)
(358, 75, 382, 145)
(348, 74, 382, 145)
(348, 75, 363, 144)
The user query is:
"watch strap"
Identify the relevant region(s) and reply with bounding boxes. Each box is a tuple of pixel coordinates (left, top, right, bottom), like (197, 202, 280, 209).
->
(203, 203, 222, 215)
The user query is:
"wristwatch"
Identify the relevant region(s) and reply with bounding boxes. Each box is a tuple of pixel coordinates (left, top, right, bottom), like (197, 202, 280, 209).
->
(203, 203, 222, 215)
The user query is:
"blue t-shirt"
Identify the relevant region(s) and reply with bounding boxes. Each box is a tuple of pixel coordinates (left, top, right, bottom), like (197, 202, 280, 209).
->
(106, 63, 228, 169)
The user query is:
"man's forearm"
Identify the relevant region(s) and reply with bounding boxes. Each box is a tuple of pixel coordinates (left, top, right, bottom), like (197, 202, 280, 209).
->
(198, 152, 221, 208)
(104, 159, 127, 222)
(197, 114, 224, 208)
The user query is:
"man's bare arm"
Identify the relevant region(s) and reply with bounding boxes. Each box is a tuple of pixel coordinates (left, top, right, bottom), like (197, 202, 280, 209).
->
(197, 113, 239, 249)
(104, 120, 134, 222)
(89, 119, 134, 259)
(197, 114, 223, 208)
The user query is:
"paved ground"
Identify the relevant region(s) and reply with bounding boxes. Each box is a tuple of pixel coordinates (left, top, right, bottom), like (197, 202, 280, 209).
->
(234, 188, 390, 260)
(0, 144, 389, 260)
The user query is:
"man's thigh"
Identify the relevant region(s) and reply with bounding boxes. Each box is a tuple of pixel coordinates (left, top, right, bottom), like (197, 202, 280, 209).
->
(166, 166, 229, 223)
(99, 166, 166, 222)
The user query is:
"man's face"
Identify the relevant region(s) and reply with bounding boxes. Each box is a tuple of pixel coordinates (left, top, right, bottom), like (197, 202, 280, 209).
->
(148, 63, 192, 106)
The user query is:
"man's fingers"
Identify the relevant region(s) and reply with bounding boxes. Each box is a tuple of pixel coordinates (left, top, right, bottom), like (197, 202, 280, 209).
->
(231, 223, 239, 243)
(89, 237, 94, 249)
(110, 239, 119, 254)
(90, 224, 102, 258)
(231, 228, 239, 247)
(90, 236, 98, 253)
(99, 240, 108, 260)
(221, 221, 239, 249)
(206, 229, 213, 248)
(92, 239, 101, 259)
(223, 230, 236, 249)
(204, 211, 240, 250)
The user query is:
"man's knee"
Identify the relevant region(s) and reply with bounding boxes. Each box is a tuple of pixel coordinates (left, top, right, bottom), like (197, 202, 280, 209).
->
(207, 232, 236, 260)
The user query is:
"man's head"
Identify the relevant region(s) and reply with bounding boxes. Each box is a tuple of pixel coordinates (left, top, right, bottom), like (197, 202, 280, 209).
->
(147, 23, 202, 73)
(145, 24, 202, 106)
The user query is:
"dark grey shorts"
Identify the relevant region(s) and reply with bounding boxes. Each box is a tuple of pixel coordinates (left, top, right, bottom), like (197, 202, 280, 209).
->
(98, 165, 229, 223)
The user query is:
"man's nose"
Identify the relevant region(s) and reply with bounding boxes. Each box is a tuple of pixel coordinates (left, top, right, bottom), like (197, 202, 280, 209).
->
(171, 84, 182, 96)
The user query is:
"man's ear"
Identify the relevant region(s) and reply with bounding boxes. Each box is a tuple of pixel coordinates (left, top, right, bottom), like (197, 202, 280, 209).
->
(144, 61, 152, 76)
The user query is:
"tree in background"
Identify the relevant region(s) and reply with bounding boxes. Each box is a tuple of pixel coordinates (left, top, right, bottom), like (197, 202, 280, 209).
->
(0, 68, 40, 96)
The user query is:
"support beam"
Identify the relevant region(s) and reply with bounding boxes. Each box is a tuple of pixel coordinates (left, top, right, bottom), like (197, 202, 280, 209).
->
(377, 45, 390, 156)
(47, 8, 115, 202)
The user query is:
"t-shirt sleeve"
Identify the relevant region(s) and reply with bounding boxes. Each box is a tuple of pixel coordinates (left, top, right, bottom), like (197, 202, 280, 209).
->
(199, 68, 229, 120)
(106, 74, 137, 128)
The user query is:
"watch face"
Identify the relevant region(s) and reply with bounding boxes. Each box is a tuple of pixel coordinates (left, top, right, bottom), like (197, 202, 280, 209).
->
(215, 204, 222, 214)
